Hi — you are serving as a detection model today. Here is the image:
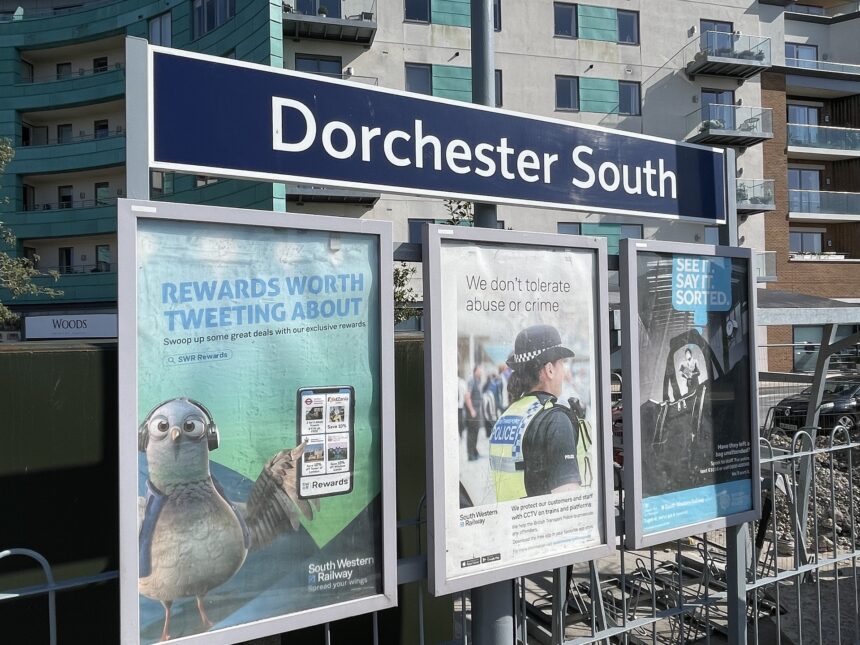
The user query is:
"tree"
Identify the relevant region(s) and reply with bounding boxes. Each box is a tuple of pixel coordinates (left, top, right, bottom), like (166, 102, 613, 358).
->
(393, 262, 420, 325)
(0, 138, 61, 326)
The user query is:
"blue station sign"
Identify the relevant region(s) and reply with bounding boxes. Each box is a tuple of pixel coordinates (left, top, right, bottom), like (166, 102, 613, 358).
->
(150, 48, 727, 223)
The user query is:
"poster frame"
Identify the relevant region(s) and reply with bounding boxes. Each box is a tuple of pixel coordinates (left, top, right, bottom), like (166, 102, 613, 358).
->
(423, 224, 615, 597)
(619, 238, 761, 550)
(118, 198, 397, 644)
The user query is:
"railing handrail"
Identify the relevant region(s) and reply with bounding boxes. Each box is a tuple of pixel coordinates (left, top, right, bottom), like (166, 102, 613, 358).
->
(0, 0, 118, 22)
(789, 187, 860, 196)
(20, 130, 125, 147)
(9, 197, 118, 211)
(685, 104, 773, 118)
(788, 121, 860, 132)
(309, 70, 379, 85)
(698, 29, 771, 45)
(16, 62, 124, 85)
(38, 262, 117, 273)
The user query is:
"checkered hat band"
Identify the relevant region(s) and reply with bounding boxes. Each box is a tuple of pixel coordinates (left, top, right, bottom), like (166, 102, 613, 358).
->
(512, 344, 561, 364)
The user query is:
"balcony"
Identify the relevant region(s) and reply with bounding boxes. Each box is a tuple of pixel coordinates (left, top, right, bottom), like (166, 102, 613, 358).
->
(786, 57, 860, 78)
(685, 105, 774, 147)
(788, 124, 860, 160)
(285, 185, 380, 206)
(9, 133, 125, 175)
(3, 66, 124, 112)
(784, 1, 860, 19)
(789, 189, 860, 222)
(2, 200, 117, 239)
(0, 0, 116, 21)
(684, 32, 771, 80)
(755, 250, 778, 282)
(5, 267, 118, 304)
(283, 0, 377, 45)
(736, 179, 776, 213)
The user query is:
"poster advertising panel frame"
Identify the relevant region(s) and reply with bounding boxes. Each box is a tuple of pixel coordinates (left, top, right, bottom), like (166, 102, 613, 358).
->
(423, 225, 615, 596)
(118, 199, 396, 644)
(620, 239, 761, 550)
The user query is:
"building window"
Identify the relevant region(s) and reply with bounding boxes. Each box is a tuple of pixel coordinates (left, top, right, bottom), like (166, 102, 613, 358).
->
(618, 81, 640, 115)
(20, 59, 33, 83)
(704, 225, 720, 245)
(24, 247, 37, 267)
(149, 12, 172, 46)
(95, 182, 111, 206)
(95, 244, 112, 272)
(788, 168, 821, 211)
(554, 3, 576, 38)
(93, 57, 108, 73)
(23, 185, 35, 211)
(555, 75, 579, 111)
(493, 0, 501, 31)
(785, 43, 818, 67)
(789, 228, 823, 254)
(58, 247, 73, 273)
(56, 62, 72, 80)
(295, 0, 341, 17)
(404, 0, 429, 22)
(57, 123, 72, 144)
(405, 63, 432, 94)
(577, 223, 642, 254)
(494, 69, 503, 107)
(617, 10, 639, 45)
(700, 19, 733, 55)
(94, 119, 109, 139)
(151, 171, 174, 197)
(701, 88, 735, 129)
(58, 186, 73, 209)
(557, 223, 581, 235)
(295, 54, 342, 77)
(408, 218, 434, 243)
(193, 0, 235, 39)
(195, 176, 220, 187)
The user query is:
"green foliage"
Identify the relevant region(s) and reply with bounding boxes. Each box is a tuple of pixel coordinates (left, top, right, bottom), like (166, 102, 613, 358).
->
(393, 262, 420, 325)
(0, 139, 62, 326)
(443, 199, 473, 225)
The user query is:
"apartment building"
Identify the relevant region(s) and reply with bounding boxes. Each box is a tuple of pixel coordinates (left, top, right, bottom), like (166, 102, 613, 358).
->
(4, 0, 852, 368)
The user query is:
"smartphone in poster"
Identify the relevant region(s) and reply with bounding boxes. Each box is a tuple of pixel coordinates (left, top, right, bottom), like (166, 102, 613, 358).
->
(296, 386, 355, 498)
(424, 226, 613, 595)
(621, 240, 759, 549)
(120, 201, 395, 645)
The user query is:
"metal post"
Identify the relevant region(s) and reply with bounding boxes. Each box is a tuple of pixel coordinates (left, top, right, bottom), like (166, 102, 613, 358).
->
(125, 36, 150, 201)
(719, 148, 738, 247)
(468, 3, 511, 644)
(725, 525, 749, 645)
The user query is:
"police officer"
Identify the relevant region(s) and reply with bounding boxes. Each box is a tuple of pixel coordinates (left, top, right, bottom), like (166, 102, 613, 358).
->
(488, 324, 581, 501)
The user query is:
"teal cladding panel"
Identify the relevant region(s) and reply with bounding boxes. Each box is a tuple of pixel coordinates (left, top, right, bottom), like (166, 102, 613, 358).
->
(2, 205, 117, 239)
(578, 5, 617, 42)
(8, 135, 125, 175)
(579, 77, 619, 114)
(432, 64, 472, 102)
(0, 271, 118, 304)
(431, 0, 471, 27)
(581, 223, 621, 254)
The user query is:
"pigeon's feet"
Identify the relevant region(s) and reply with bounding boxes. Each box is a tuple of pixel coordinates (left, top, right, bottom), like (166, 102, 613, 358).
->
(160, 600, 172, 641)
(197, 595, 213, 631)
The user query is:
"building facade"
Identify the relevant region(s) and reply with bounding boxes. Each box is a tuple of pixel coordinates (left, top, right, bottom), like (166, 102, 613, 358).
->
(0, 0, 854, 368)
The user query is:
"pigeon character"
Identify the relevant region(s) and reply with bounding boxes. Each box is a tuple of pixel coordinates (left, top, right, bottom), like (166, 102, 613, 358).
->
(137, 397, 318, 641)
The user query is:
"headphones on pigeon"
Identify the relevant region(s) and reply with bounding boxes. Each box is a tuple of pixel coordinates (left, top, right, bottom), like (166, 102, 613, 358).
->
(138, 397, 220, 452)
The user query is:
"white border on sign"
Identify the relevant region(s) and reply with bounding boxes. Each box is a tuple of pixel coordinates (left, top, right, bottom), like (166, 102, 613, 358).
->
(143, 45, 728, 225)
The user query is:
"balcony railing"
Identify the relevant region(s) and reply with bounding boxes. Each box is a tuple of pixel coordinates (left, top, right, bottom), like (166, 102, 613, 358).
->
(788, 123, 860, 153)
(685, 32, 771, 79)
(736, 179, 776, 212)
(21, 129, 124, 147)
(283, 0, 377, 44)
(755, 250, 777, 282)
(789, 189, 860, 217)
(14, 197, 118, 212)
(36, 263, 117, 275)
(304, 71, 378, 85)
(786, 57, 860, 75)
(685, 104, 774, 146)
(0, 0, 116, 21)
(786, 1, 860, 16)
(18, 62, 124, 85)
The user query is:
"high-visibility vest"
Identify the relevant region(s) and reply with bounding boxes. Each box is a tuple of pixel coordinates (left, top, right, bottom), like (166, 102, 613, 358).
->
(488, 395, 553, 502)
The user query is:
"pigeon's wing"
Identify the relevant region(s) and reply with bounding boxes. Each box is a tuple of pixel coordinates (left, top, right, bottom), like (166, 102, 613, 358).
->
(244, 442, 320, 551)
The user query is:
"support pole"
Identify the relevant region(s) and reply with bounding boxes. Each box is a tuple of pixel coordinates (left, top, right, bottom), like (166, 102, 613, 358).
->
(725, 524, 749, 645)
(469, 2, 511, 645)
(125, 36, 150, 201)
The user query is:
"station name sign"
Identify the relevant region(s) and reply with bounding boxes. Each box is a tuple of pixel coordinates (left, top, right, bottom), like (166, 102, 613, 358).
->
(150, 48, 727, 223)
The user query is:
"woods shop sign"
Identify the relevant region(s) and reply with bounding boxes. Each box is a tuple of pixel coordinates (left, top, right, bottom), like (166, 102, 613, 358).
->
(147, 47, 728, 223)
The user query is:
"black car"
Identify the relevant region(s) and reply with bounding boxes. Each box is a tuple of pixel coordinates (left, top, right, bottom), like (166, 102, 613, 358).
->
(772, 376, 860, 434)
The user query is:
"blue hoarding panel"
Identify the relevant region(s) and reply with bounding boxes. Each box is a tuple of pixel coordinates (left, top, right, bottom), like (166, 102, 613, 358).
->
(152, 50, 727, 222)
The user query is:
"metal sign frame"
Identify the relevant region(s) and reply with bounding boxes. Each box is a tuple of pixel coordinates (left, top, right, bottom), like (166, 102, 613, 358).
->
(127, 38, 728, 224)
(118, 198, 397, 644)
(620, 239, 761, 550)
(423, 224, 615, 596)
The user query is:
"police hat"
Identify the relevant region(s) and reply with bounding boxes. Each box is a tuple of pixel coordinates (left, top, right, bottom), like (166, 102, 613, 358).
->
(506, 324, 575, 368)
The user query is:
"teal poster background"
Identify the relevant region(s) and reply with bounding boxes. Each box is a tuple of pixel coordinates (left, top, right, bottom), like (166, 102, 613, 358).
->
(136, 218, 382, 642)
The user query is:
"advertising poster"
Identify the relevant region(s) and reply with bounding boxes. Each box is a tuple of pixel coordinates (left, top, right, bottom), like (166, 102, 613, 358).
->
(123, 203, 393, 643)
(622, 241, 759, 548)
(425, 226, 612, 595)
